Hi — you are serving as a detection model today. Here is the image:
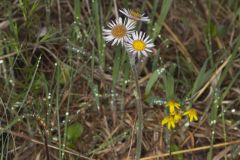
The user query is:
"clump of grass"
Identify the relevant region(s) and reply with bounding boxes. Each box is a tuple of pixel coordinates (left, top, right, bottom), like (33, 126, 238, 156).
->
(1, 1, 240, 160)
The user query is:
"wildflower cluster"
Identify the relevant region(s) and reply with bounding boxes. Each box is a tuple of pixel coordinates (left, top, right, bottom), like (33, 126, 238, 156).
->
(103, 8, 154, 59)
(161, 99, 198, 130)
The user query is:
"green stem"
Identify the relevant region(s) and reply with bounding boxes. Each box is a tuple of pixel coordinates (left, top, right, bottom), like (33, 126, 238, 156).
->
(129, 56, 143, 160)
(169, 131, 172, 160)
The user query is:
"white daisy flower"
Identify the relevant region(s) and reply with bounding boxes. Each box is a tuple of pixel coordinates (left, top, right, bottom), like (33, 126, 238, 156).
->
(102, 17, 136, 46)
(119, 8, 150, 22)
(125, 31, 154, 58)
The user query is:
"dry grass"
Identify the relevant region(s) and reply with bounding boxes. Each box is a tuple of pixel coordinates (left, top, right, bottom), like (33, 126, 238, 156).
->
(1, 0, 240, 160)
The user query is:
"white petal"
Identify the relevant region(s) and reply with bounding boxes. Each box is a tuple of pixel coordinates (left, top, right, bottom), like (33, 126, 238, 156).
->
(139, 31, 143, 39)
(142, 51, 148, 57)
(112, 38, 118, 46)
(145, 48, 152, 52)
(146, 43, 154, 48)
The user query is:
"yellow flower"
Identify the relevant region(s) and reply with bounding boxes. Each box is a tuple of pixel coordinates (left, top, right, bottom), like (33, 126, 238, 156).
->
(166, 100, 180, 114)
(173, 112, 182, 123)
(125, 31, 154, 58)
(184, 109, 198, 122)
(161, 116, 176, 129)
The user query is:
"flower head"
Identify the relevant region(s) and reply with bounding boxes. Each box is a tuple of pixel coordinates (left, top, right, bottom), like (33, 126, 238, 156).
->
(161, 115, 176, 129)
(166, 100, 180, 114)
(125, 31, 154, 58)
(184, 109, 198, 122)
(173, 112, 182, 123)
(120, 8, 150, 22)
(103, 17, 136, 46)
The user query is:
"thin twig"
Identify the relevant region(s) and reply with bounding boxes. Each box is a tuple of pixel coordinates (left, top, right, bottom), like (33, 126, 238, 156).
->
(57, 0, 62, 32)
(0, 52, 18, 60)
(140, 139, 240, 160)
(43, 130, 50, 160)
(193, 55, 231, 101)
(113, 0, 119, 18)
(2, 129, 95, 160)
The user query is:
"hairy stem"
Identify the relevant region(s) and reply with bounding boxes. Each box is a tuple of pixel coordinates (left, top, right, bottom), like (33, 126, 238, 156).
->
(129, 56, 143, 160)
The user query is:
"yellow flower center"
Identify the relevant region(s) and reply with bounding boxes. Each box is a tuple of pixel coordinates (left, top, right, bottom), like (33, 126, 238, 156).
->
(168, 100, 175, 106)
(173, 112, 182, 123)
(132, 40, 146, 51)
(189, 110, 195, 115)
(184, 109, 198, 122)
(111, 25, 127, 38)
(129, 9, 141, 19)
(166, 99, 180, 114)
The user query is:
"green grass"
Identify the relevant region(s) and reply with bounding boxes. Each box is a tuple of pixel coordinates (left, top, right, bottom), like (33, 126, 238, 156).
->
(1, 0, 240, 160)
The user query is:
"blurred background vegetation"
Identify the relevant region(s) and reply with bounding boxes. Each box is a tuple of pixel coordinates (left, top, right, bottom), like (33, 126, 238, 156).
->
(0, 0, 240, 159)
